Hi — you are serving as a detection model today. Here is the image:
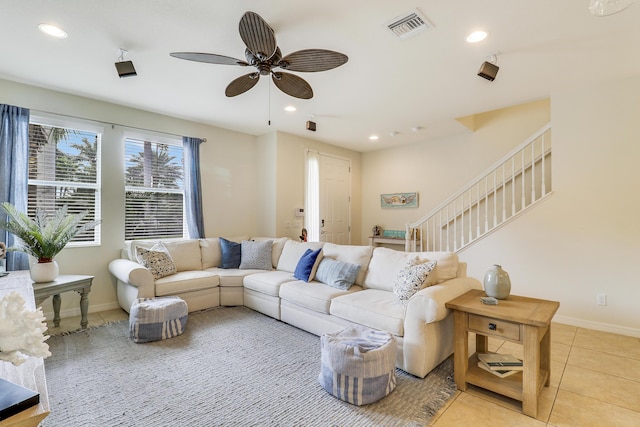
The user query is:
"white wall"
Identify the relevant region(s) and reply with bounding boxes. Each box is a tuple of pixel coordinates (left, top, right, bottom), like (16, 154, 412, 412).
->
(361, 100, 550, 242)
(362, 77, 640, 337)
(463, 74, 640, 336)
(1, 79, 258, 317)
(271, 131, 362, 243)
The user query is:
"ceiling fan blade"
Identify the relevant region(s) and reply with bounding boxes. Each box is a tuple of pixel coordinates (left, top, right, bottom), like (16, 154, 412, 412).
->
(170, 52, 248, 66)
(239, 11, 277, 61)
(225, 73, 260, 97)
(280, 49, 348, 72)
(272, 72, 313, 99)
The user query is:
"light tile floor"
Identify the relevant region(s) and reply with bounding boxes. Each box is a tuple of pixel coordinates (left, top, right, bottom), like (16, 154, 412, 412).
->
(47, 313, 640, 426)
(430, 323, 640, 427)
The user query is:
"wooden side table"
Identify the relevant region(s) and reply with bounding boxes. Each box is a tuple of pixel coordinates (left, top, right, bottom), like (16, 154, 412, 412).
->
(445, 289, 559, 417)
(32, 274, 94, 329)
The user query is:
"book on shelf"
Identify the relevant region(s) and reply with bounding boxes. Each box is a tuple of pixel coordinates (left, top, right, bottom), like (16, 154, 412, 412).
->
(0, 378, 40, 421)
(477, 361, 521, 378)
(477, 353, 523, 371)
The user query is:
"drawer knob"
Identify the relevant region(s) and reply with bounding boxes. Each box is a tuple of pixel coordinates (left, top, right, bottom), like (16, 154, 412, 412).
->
(489, 323, 497, 331)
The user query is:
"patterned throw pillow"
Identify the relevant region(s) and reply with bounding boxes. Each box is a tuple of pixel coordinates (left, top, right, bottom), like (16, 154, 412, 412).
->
(239, 240, 273, 270)
(136, 247, 177, 280)
(393, 257, 437, 303)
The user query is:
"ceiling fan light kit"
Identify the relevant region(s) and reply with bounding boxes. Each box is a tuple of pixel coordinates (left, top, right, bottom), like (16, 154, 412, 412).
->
(477, 53, 499, 81)
(170, 11, 348, 99)
(115, 48, 137, 78)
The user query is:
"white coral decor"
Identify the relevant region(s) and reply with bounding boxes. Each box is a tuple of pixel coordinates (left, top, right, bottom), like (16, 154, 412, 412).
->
(0, 292, 51, 365)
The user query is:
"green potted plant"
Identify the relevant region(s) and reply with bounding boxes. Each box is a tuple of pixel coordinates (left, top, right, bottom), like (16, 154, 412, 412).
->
(0, 202, 100, 282)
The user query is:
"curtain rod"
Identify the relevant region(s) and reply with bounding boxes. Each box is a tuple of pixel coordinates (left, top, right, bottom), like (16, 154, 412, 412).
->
(31, 108, 207, 142)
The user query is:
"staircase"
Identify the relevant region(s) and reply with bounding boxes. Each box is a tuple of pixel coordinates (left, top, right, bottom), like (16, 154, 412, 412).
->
(405, 123, 552, 252)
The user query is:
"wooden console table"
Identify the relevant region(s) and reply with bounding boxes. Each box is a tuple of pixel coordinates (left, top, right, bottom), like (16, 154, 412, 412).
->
(445, 289, 559, 417)
(32, 274, 94, 329)
(368, 236, 416, 251)
(0, 273, 50, 426)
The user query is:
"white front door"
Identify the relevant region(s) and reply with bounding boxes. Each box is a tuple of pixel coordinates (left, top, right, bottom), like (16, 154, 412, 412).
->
(319, 154, 351, 244)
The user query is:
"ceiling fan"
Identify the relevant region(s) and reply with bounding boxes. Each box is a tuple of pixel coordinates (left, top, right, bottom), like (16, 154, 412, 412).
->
(170, 11, 348, 100)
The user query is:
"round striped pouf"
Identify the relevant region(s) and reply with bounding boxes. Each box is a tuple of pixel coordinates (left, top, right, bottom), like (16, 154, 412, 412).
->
(129, 296, 188, 343)
(318, 324, 397, 406)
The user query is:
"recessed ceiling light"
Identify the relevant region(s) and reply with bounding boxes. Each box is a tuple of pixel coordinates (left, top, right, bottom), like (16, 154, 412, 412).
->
(284, 105, 297, 112)
(38, 23, 68, 39)
(466, 30, 487, 43)
(369, 135, 379, 141)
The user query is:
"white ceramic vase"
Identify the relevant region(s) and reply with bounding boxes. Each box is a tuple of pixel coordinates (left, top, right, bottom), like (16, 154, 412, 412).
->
(483, 264, 511, 300)
(30, 260, 59, 283)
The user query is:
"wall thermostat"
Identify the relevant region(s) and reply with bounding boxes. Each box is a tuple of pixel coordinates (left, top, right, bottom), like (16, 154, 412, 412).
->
(295, 208, 305, 217)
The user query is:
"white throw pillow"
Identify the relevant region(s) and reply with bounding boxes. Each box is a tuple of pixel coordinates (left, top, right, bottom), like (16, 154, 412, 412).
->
(393, 257, 437, 303)
(136, 243, 177, 280)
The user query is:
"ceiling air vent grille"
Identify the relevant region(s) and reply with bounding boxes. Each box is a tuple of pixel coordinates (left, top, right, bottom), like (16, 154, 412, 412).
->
(387, 9, 433, 40)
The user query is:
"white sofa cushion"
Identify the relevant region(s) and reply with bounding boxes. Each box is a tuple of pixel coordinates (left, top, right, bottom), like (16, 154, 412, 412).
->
(330, 289, 406, 336)
(154, 271, 219, 296)
(279, 281, 362, 314)
(320, 243, 373, 286)
(243, 270, 297, 297)
(276, 240, 325, 273)
(204, 267, 263, 287)
(163, 240, 203, 272)
(364, 248, 459, 291)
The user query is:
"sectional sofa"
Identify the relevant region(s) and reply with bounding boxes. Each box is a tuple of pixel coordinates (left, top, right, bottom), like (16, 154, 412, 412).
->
(108, 236, 481, 378)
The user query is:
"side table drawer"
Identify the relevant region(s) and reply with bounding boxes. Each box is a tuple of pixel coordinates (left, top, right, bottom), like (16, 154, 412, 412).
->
(468, 314, 520, 341)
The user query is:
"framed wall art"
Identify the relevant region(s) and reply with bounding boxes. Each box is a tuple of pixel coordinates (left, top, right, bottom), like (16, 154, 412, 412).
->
(380, 192, 418, 208)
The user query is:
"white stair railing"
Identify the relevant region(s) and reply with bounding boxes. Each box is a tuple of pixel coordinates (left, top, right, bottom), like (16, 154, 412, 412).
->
(405, 123, 552, 252)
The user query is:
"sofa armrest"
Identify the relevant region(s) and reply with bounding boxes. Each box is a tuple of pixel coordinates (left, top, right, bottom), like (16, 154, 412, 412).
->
(406, 276, 482, 324)
(108, 259, 155, 299)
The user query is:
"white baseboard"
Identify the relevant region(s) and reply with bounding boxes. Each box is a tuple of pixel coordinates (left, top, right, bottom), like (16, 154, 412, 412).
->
(43, 301, 123, 321)
(554, 314, 640, 338)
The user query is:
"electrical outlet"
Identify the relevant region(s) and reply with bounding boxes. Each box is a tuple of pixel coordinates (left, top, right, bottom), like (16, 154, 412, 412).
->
(597, 293, 607, 306)
(293, 220, 302, 228)
(284, 221, 291, 229)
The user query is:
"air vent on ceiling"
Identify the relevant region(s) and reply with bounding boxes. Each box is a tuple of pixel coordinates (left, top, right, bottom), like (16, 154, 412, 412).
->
(386, 9, 433, 40)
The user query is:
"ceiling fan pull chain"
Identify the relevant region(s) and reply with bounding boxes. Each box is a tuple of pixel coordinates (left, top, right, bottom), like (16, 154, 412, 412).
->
(268, 77, 271, 126)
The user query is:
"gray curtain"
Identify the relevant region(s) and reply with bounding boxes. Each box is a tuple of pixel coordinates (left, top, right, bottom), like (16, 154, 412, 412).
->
(0, 104, 30, 270)
(183, 136, 205, 238)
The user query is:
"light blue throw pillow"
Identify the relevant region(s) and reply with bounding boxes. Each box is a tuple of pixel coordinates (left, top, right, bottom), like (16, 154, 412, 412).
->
(315, 258, 361, 290)
(219, 237, 242, 269)
(293, 248, 323, 282)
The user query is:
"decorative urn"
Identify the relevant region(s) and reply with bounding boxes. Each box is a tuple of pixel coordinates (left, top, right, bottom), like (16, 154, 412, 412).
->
(483, 264, 511, 300)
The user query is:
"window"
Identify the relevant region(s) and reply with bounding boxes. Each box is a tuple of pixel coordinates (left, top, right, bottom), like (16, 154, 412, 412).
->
(28, 116, 102, 245)
(124, 136, 185, 240)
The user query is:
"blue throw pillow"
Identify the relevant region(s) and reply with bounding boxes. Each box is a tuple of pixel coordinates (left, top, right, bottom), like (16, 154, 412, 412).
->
(315, 258, 361, 290)
(293, 248, 323, 282)
(219, 238, 242, 269)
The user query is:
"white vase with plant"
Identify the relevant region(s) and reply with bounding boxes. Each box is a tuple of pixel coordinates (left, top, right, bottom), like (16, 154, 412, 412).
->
(0, 202, 100, 283)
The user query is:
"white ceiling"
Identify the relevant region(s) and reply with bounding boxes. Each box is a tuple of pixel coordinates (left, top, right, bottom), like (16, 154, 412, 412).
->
(1, 1, 639, 152)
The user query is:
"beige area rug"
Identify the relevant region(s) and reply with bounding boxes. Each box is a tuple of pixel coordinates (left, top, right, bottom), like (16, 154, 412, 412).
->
(43, 306, 456, 426)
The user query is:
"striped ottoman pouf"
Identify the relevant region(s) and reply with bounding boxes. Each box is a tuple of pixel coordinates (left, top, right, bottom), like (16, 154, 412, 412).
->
(129, 297, 188, 343)
(318, 324, 397, 406)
